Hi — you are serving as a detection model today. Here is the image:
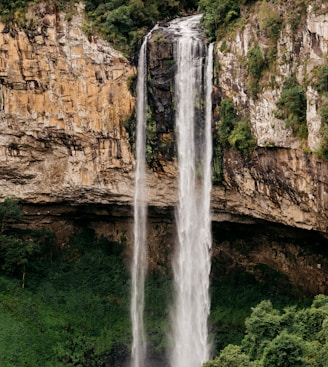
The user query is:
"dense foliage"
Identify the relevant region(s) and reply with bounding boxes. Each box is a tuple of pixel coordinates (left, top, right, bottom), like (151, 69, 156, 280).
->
(316, 103, 328, 159)
(0, 199, 317, 365)
(312, 64, 328, 159)
(0, 199, 173, 366)
(78, 0, 197, 55)
(217, 98, 256, 153)
(247, 45, 265, 99)
(0, 0, 198, 55)
(0, 229, 131, 366)
(198, 0, 256, 40)
(274, 76, 307, 139)
(212, 98, 256, 182)
(205, 295, 328, 367)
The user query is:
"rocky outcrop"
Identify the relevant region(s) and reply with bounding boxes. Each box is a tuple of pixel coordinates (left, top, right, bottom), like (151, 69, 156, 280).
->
(212, 221, 328, 296)
(0, 2, 327, 296)
(0, 2, 135, 204)
(217, 3, 328, 150)
(212, 148, 328, 232)
(142, 5, 328, 235)
(1, 3, 328, 239)
(210, 2, 328, 233)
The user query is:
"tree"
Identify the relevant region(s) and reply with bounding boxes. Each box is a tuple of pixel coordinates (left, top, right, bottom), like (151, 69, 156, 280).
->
(0, 197, 22, 233)
(262, 333, 306, 367)
(203, 345, 253, 367)
(204, 295, 328, 366)
(0, 197, 39, 288)
(218, 98, 237, 147)
(242, 300, 281, 360)
(199, 0, 241, 40)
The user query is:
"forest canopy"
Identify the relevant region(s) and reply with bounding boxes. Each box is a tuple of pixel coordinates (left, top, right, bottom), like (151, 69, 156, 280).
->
(204, 296, 328, 367)
(0, 0, 255, 54)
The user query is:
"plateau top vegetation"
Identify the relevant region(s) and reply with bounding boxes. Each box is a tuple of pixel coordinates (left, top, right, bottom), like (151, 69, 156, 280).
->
(0, 0, 260, 55)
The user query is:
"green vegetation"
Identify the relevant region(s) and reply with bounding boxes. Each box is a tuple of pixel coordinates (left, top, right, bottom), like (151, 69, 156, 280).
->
(313, 64, 328, 94)
(0, 0, 31, 17)
(0, 227, 132, 366)
(0, 0, 197, 56)
(209, 259, 310, 354)
(247, 45, 265, 99)
(0, 197, 38, 288)
(311, 64, 328, 159)
(85, 0, 198, 55)
(228, 118, 256, 151)
(0, 0, 74, 26)
(212, 99, 237, 182)
(212, 98, 256, 182)
(0, 197, 22, 233)
(0, 198, 172, 366)
(248, 46, 265, 82)
(217, 98, 256, 153)
(146, 107, 158, 165)
(205, 295, 328, 367)
(258, 1, 282, 65)
(258, 4, 282, 42)
(274, 76, 307, 139)
(0, 199, 321, 365)
(199, 0, 242, 40)
(316, 103, 328, 159)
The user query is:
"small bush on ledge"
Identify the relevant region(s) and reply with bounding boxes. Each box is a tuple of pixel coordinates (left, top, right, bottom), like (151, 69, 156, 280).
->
(274, 75, 307, 139)
(217, 98, 256, 154)
(316, 103, 328, 159)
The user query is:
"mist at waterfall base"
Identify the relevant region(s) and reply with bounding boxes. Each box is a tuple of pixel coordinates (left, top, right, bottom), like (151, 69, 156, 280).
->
(130, 15, 213, 367)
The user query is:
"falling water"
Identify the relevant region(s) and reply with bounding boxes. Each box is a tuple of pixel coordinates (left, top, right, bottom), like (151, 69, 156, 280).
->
(170, 15, 213, 367)
(131, 36, 148, 367)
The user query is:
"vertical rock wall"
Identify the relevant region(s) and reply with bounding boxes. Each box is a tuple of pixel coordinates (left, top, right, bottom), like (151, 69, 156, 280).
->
(0, 2, 135, 203)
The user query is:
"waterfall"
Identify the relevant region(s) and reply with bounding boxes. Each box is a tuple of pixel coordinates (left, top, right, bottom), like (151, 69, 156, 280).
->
(131, 15, 213, 367)
(131, 36, 148, 367)
(169, 15, 213, 367)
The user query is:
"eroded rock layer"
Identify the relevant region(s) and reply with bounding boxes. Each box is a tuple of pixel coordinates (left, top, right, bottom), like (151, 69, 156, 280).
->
(0, 2, 135, 204)
(0, 2, 328, 275)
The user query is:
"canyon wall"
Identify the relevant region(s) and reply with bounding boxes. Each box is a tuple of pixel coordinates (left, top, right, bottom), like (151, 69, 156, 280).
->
(0, 2, 328, 292)
(1, 2, 327, 234)
(212, 2, 328, 233)
(0, 2, 136, 205)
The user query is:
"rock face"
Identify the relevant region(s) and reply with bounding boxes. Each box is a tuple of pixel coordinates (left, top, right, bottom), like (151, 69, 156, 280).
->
(211, 3, 328, 233)
(0, 2, 135, 204)
(1, 3, 327, 231)
(0, 2, 328, 291)
(143, 5, 328, 235)
(212, 221, 328, 296)
(212, 147, 328, 233)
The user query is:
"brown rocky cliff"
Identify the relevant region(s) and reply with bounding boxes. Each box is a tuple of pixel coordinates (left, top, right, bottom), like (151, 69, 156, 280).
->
(1, 2, 328, 238)
(0, 3, 327, 295)
(0, 2, 135, 204)
(211, 2, 328, 233)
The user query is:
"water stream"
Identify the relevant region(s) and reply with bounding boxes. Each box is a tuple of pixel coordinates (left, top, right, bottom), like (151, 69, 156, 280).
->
(131, 15, 213, 367)
(169, 15, 213, 367)
(131, 36, 148, 367)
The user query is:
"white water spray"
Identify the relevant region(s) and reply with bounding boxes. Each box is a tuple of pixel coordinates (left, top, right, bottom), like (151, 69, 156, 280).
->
(131, 36, 148, 367)
(170, 15, 213, 367)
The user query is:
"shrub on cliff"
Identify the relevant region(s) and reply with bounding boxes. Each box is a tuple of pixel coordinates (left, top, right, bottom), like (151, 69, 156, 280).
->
(199, 0, 241, 40)
(199, 0, 256, 40)
(316, 103, 328, 159)
(217, 98, 256, 153)
(274, 76, 307, 139)
(247, 45, 265, 99)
